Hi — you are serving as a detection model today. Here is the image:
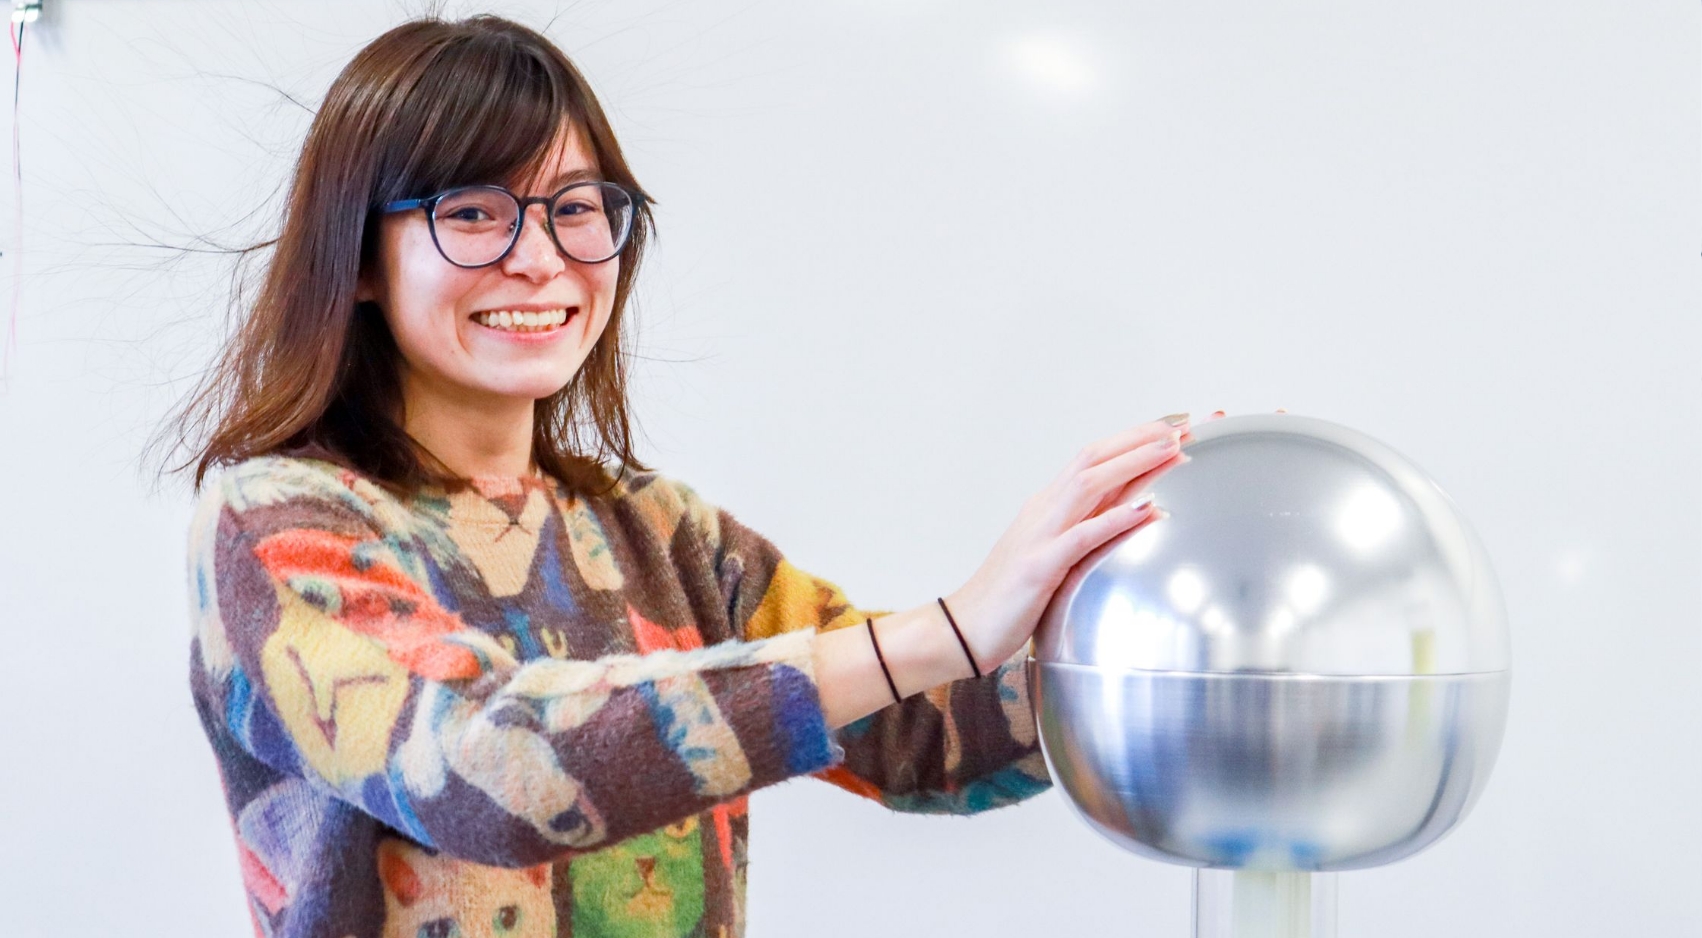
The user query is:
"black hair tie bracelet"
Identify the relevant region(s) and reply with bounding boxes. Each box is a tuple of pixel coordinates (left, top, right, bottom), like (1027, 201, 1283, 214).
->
(867, 617, 902, 704)
(936, 597, 982, 678)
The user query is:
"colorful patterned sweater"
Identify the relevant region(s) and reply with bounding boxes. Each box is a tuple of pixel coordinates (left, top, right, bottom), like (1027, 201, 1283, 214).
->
(186, 453, 1051, 938)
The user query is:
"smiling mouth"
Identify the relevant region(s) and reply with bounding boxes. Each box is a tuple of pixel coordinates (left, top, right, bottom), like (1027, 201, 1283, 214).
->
(470, 307, 576, 333)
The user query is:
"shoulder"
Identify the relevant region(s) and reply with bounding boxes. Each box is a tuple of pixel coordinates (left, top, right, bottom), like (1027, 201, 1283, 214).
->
(189, 454, 411, 542)
(603, 467, 723, 547)
(611, 467, 707, 510)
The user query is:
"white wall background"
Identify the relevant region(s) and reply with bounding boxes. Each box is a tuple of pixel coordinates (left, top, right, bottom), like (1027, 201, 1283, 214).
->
(0, 1, 1695, 935)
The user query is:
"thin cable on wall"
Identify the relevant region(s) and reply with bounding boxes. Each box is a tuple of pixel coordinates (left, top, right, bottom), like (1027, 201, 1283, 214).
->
(1, 13, 23, 381)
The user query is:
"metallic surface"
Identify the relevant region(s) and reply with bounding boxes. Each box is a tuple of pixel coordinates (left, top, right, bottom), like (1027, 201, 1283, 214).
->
(1029, 414, 1512, 874)
(1029, 664, 1510, 871)
(1033, 414, 1510, 676)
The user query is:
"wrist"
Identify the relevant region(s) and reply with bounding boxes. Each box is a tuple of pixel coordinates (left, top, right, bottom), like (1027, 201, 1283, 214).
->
(934, 595, 983, 678)
(813, 594, 998, 730)
(878, 601, 974, 696)
(945, 583, 1008, 672)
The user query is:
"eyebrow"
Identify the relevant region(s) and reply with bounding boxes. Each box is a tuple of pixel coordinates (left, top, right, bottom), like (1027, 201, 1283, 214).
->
(547, 167, 604, 188)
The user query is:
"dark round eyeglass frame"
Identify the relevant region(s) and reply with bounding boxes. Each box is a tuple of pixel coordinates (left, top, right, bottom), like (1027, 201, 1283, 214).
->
(376, 181, 646, 269)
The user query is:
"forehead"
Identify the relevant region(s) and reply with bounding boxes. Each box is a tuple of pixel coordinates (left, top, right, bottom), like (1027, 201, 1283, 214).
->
(511, 124, 599, 191)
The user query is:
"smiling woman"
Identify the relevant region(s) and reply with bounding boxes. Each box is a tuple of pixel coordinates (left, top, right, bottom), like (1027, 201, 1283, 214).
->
(353, 122, 636, 480)
(153, 11, 1190, 938)
(154, 14, 655, 496)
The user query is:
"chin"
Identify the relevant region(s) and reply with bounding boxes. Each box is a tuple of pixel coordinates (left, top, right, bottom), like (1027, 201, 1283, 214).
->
(467, 376, 574, 402)
(511, 382, 574, 402)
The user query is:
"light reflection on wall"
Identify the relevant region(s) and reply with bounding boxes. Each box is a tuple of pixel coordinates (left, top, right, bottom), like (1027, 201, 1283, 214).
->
(1004, 34, 1098, 95)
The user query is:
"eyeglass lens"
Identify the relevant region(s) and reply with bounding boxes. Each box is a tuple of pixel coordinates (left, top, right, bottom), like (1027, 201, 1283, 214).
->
(430, 183, 634, 266)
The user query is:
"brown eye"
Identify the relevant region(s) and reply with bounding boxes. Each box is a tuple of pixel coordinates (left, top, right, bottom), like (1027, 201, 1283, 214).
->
(493, 905, 522, 933)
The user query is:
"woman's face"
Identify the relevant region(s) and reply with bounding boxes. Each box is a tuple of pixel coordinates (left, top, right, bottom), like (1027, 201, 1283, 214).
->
(356, 126, 619, 410)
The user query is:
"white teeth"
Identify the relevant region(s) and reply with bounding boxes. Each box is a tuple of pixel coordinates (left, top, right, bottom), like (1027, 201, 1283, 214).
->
(472, 308, 572, 331)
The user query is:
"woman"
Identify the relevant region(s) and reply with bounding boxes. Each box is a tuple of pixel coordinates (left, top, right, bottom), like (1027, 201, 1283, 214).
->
(165, 14, 1196, 938)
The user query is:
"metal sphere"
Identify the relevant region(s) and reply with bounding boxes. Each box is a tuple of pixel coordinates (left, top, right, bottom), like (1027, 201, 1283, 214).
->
(1029, 413, 1511, 872)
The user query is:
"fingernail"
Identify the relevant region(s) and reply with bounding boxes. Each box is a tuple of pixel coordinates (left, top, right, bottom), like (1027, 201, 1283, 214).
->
(1210, 410, 1226, 419)
(1129, 491, 1157, 511)
(1162, 413, 1190, 427)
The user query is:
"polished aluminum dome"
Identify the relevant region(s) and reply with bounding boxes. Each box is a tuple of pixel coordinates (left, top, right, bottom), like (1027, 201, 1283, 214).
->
(1033, 413, 1509, 676)
(1029, 414, 1511, 872)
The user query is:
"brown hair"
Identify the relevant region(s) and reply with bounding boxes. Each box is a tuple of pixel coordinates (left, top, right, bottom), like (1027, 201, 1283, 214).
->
(149, 13, 654, 498)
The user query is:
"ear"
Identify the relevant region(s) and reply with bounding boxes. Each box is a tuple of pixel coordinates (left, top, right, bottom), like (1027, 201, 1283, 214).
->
(354, 268, 377, 305)
(376, 840, 422, 906)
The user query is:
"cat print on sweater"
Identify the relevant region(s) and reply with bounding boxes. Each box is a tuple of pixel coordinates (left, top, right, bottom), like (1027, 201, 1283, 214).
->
(377, 837, 555, 938)
(568, 815, 706, 937)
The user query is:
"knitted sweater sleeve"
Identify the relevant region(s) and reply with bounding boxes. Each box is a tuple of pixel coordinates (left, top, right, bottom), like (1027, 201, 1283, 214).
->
(187, 458, 843, 869)
(668, 478, 1055, 815)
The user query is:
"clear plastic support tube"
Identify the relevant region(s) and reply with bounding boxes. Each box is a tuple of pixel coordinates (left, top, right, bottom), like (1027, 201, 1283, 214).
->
(1192, 870, 1338, 938)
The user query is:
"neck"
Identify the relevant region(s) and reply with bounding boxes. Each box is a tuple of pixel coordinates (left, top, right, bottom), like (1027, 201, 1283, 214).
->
(399, 370, 537, 478)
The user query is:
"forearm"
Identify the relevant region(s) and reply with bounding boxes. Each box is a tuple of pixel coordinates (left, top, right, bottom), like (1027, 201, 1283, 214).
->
(813, 595, 978, 729)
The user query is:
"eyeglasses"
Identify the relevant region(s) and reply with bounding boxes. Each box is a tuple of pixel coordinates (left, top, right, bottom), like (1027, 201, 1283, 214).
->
(377, 181, 644, 268)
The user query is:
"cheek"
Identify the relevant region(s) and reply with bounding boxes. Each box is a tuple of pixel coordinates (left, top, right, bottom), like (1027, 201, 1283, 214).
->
(588, 260, 620, 318)
(589, 256, 619, 295)
(395, 242, 463, 311)
(383, 233, 481, 368)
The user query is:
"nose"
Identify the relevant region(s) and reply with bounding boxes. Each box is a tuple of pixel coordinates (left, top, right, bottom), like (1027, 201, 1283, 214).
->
(499, 202, 567, 280)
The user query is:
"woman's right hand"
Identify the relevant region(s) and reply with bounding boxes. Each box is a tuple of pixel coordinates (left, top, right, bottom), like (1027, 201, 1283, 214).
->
(942, 413, 1199, 672)
(815, 409, 1275, 726)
